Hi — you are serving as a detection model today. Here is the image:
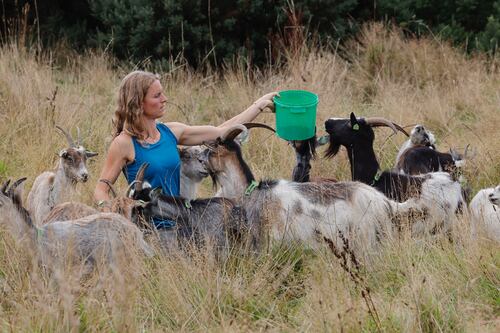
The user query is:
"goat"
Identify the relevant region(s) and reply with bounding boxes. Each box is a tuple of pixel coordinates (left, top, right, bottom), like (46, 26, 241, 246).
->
(469, 185, 500, 242)
(289, 133, 331, 182)
(179, 145, 209, 200)
(201, 124, 422, 255)
(42, 145, 210, 224)
(395, 124, 472, 175)
(394, 125, 473, 201)
(26, 126, 98, 225)
(0, 178, 154, 272)
(127, 163, 249, 254)
(394, 124, 436, 167)
(396, 145, 470, 175)
(324, 113, 465, 235)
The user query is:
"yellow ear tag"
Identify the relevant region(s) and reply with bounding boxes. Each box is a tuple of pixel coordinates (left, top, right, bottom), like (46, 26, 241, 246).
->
(352, 124, 360, 131)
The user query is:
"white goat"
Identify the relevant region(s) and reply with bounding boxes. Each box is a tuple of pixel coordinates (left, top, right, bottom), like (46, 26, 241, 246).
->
(202, 124, 421, 255)
(469, 185, 500, 242)
(26, 126, 98, 225)
(395, 124, 436, 167)
(179, 146, 209, 200)
(0, 178, 153, 271)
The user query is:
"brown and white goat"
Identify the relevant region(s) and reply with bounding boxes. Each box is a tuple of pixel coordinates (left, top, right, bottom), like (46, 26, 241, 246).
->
(26, 126, 98, 225)
(201, 124, 421, 255)
(0, 178, 153, 272)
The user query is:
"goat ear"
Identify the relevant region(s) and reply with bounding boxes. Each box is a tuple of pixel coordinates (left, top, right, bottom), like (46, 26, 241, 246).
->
(150, 187, 162, 200)
(449, 148, 461, 161)
(85, 150, 98, 158)
(59, 149, 68, 158)
(349, 112, 359, 130)
(178, 147, 187, 158)
(235, 130, 250, 145)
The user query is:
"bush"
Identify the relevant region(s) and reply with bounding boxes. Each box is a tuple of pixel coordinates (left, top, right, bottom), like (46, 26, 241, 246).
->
(1, 0, 498, 67)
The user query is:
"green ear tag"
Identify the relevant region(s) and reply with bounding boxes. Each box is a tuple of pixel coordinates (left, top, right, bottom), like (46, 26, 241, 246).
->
(244, 180, 259, 196)
(352, 124, 360, 131)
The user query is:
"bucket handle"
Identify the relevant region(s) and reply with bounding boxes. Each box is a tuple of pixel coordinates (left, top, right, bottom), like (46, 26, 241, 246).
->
(290, 108, 306, 114)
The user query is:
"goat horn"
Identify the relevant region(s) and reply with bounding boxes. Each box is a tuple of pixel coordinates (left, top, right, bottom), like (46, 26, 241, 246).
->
(242, 122, 276, 133)
(7, 177, 27, 198)
(76, 127, 81, 146)
(11, 177, 27, 190)
(464, 144, 477, 159)
(134, 163, 149, 192)
(126, 181, 138, 198)
(55, 126, 77, 147)
(220, 124, 248, 142)
(1, 179, 11, 193)
(364, 117, 409, 136)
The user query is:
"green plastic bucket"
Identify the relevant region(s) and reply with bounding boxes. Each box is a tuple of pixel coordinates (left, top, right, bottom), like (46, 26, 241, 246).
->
(273, 90, 318, 140)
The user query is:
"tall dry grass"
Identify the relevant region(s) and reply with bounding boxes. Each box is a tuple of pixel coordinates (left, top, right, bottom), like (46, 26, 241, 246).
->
(0, 23, 499, 331)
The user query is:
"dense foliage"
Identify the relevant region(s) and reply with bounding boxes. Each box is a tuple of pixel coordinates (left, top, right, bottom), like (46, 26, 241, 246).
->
(2, 0, 499, 66)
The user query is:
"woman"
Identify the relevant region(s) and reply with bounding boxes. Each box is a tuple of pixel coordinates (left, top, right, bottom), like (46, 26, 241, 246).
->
(94, 70, 276, 233)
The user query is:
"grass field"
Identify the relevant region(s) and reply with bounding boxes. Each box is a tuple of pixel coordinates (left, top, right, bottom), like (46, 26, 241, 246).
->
(0, 23, 499, 331)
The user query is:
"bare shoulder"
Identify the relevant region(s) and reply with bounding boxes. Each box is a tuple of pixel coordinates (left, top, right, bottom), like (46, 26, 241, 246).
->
(109, 132, 134, 161)
(163, 122, 187, 141)
(112, 132, 133, 146)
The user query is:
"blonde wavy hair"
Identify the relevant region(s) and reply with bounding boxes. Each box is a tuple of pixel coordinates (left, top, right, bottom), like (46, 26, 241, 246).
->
(113, 70, 160, 140)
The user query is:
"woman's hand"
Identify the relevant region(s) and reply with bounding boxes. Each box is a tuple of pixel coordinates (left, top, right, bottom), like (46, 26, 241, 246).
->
(253, 91, 279, 113)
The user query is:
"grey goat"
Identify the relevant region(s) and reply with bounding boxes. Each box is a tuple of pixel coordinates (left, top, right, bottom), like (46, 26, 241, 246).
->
(179, 145, 209, 199)
(0, 178, 153, 272)
(130, 163, 250, 254)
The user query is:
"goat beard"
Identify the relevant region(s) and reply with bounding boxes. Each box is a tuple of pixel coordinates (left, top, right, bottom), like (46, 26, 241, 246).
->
(324, 142, 341, 159)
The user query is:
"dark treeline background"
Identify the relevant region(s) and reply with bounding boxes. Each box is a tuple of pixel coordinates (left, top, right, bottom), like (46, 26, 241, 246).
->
(2, 0, 499, 67)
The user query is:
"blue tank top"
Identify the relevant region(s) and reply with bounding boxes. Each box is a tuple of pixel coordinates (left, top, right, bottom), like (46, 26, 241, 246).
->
(123, 123, 180, 229)
(124, 122, 180, 195)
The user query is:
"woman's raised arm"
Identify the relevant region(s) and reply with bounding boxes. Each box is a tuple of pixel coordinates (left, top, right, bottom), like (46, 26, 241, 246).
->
(169, 92, 277, 145)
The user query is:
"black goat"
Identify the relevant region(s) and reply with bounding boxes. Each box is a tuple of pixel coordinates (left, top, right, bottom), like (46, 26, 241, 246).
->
(396, 144, 473, 178)
(289, 132, 332, 182)
(324, 112, 465, 233)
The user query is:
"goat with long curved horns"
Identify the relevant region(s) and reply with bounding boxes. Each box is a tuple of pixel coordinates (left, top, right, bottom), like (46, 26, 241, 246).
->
(201, 122, 422, 255)
(324, 112, 465, 235)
